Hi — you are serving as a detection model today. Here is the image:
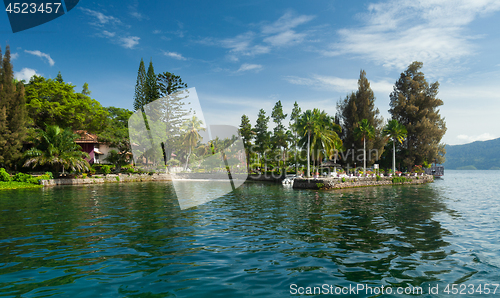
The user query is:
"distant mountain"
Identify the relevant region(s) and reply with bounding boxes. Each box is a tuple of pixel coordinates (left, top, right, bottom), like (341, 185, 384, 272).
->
(444, 137, 500, 170)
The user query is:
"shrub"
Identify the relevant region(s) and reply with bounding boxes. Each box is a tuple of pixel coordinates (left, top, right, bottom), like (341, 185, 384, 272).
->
(90, 167, 96, 175)
(12, 173, 32, 183)
(376, 175, 382, 181)
(115, 176, 120, 181)
(0, 168, 11, 182)
(316, 183, 324, 189)
(82, 173, 88, 179)
(342, 177, 346, 183)
(101, 165, 111, 175)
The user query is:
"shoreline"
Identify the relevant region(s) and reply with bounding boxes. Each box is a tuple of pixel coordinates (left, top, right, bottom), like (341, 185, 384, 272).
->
(36, 172, 434, 190)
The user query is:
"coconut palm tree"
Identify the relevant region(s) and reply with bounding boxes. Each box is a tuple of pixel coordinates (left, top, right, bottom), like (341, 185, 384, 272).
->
(23, 125, 90, 175)
(296, 110, 317, 177)
(383, 119, 407, 174)
(296, 109, 342, 177)
(309, 111, 342, 175)
(354, 119, 375, 175)
(182, 116, 205, 170)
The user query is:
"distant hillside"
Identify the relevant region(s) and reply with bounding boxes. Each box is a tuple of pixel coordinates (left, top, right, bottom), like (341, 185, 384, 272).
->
(444, 138, 500, 170)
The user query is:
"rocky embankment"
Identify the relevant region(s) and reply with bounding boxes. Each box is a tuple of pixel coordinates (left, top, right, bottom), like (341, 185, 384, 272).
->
(292, 175, 433, 190)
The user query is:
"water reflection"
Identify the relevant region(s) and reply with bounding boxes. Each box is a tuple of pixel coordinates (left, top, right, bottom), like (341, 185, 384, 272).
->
(0, 178, 493, 297)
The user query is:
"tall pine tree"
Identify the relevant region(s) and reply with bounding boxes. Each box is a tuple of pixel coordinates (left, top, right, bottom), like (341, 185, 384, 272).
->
(0, 45, 27, 169)
(254, 109, 270, 172)
(337, 70, 384, 167)
(133, 58, 147, 111)
(389, 61, 446, 169)
(239, 114, 253, 172)
(271, 100, 288, 174)
(144, 60, 159, 104)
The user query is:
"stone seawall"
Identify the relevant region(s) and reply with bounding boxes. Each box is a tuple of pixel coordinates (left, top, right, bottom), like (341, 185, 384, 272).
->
(293, 175, 434, 190)
(40, 173, 172, 186)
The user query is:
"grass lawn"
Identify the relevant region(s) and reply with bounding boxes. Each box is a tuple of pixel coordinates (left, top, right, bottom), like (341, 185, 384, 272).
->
(0, 181, 43, 190)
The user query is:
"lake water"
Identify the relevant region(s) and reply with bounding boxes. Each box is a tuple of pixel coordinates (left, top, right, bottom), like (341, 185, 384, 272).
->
(0, 170, 499, 297)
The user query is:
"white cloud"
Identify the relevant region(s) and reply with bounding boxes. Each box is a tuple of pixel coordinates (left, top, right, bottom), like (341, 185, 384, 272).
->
(285, 74, 393, 93)
(457, 133, 497, 143)
(120, 36, 140, 49)
(79, 8, 121, 26)
(211, 11, 314, 59)
(102, 30, 116, 38)
(163, 51, 187, 60)
(24, 50, 55, 66)
(328, 0, 500, 72)
(14, 68, 40, 81)
(11, 53, 19, 60)
(237, 63, 263, 72)
(221, 32, 270, 56)
(153, 29, 162, 34)
(264, 30, 306, 47)
(262, 11, 315, 34)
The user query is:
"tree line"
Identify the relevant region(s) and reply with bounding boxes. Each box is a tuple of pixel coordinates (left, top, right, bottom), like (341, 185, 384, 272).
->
(239, 62, 446, 177)
(0, 44, 133, 174)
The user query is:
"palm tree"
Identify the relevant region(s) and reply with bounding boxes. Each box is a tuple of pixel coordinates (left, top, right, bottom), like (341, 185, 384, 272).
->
(296, 109, 342, 178)
(354, 119, 375, 175)
(296, 110, 316, 177)
(383, 119, 407, 174)
(182, 116, 205, 170)
(309, 110, 342, 175)
(23, 125, 90, 175)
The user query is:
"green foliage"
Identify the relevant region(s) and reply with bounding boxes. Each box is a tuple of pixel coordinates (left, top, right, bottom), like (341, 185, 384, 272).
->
(316, 183, 324, 189)
(145, 60, 160, 104)
(101, 165, 112, 175)
(0, 45, 27, 169)
(82, 173, 87, 179)
(115, 176, 120, 181)
(23, 125, 90, 174)
(0, 181, 43, 190)
(12, 172, 31, 183)
(376, 175, 382, 181)
(392, 176, 411, 184)
(24, 75, 110, 133)
(389, 61, 446, 168)
(342, 177, 346, 183)
(157, 71, 188, 96)
(337, 70, 384, 164)
(133, 58, 147, 111)
(239, 114, 253, 171)
(0, 168, 11, 182)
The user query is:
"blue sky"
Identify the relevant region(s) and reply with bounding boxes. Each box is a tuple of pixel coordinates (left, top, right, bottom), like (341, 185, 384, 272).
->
(2, 0, 500, 145)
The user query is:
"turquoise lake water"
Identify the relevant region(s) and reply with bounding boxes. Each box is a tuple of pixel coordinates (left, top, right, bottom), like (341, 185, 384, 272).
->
(0, 170, 499, 297)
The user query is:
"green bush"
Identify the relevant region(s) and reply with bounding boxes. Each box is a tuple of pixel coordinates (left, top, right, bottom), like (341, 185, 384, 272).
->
(392, 177, 411, 184)
(115, 176, 120, 181)
(82, 173, 88, 179)
(376, 175, 382, 181)
(0, 168, 11, 182)
(342, 177, 346, 183)
(12, 172, 32, 183)
(101, 165, 111, 175)
(316, 183, 325, 189)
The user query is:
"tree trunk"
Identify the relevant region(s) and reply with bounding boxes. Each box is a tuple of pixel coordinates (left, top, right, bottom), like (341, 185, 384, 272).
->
(392, 139, 396, 173)
(363, 137, 366, 176)
(306, 131, 311, 178)
(184, 147, 191, 171)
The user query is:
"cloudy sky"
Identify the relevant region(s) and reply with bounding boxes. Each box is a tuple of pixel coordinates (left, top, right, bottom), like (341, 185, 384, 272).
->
(2, 0, 500, 145)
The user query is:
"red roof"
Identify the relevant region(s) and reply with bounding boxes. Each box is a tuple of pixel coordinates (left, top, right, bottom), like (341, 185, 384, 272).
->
(74, 130, 99, 144)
